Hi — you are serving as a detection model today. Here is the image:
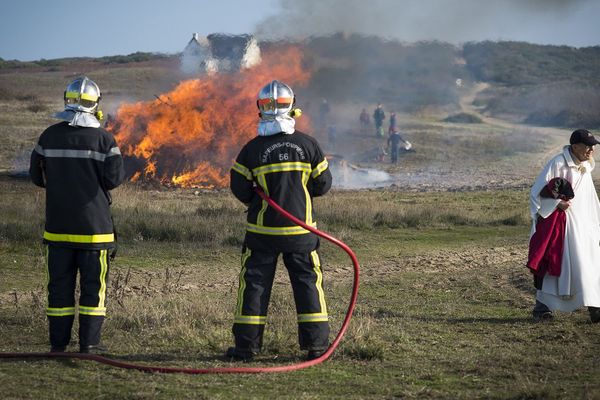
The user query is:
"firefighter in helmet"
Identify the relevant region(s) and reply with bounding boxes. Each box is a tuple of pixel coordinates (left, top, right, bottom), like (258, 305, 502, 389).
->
(29, 76, 125, 353)
(227, 80, 333, 361)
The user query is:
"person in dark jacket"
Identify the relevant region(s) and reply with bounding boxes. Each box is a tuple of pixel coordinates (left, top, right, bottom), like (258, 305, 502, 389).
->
(359, 108, 370, 134)
(388, 112, 397, 134)
(227, 80, 332, 361)
(29, 76, 125, 353)
(387, 130, 408, 164)
(373, 103, 385, 137)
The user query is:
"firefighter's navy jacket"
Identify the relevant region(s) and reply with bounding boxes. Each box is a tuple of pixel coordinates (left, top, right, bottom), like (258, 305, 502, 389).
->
(29, 121, 125, 250)
(231, 130, 332, 253)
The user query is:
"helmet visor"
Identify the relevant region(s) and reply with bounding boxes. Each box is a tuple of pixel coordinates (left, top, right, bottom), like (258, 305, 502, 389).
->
(258, 97, 293, 113)
(65, 91, 98, 110)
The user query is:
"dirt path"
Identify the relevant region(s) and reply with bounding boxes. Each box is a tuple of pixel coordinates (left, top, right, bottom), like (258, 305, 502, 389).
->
(368, 82, 593, 192)
(459, 82, 566, 161)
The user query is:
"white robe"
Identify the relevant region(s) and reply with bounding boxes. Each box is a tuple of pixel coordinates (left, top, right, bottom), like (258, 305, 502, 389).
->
(530, 146, 600, 311)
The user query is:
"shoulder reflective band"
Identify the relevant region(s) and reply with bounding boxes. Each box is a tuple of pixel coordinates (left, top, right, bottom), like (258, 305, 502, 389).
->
(34, 145, 121, 162)
(44, 231, 115, 244)
(252, 162, 312, 177)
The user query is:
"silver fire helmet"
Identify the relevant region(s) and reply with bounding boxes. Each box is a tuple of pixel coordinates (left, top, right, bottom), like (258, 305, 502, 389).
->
(64, 76, 101, 113)
(257, 80, 295, 119)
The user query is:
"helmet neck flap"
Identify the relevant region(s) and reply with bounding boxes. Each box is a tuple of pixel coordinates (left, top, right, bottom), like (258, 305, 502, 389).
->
(54, 109, 101, 128)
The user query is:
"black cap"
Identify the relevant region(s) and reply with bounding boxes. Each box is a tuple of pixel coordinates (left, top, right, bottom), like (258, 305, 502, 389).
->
(570, 129, 600, 146)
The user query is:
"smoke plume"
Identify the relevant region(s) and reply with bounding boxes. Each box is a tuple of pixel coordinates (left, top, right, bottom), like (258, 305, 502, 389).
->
(255, 0, 597, 47)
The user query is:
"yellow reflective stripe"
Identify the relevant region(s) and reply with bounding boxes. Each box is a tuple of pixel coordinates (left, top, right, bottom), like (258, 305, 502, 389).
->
(98, 249, 108, 308)
(302, 170, 312, 225)
(256, 175, 269, 226)
(236, 248, 251, 316)
(297, 313, 329, 323)
(47, 307, 75, 317)
(252, 162, 312, 176)
(44, 231, 114, 244)
(234, 315, 267, 325)
(45, 246, 50, 305)
(231, 162, 253, 181)
(311, 158, 329, 178)
(246, 223, 315, 236)
(65, 91, 80, 99)
(311, 251, 328, 315)
(79, 305, 107, 316)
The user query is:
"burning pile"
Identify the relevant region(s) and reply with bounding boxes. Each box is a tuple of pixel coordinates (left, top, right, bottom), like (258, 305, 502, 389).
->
(108, 46, 311, 188)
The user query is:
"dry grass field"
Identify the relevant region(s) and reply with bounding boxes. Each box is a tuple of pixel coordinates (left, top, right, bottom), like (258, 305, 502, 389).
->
(1, 58, 600, 399)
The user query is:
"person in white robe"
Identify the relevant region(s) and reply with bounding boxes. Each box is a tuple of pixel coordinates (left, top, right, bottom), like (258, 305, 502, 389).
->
(529, 129, 600, 322)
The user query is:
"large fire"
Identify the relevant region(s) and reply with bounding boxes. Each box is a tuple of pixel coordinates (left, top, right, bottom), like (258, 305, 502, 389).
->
(108, 46, 312, 188)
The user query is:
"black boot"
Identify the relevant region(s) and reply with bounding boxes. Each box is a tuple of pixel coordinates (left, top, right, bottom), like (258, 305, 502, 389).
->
(48, 315, 74, 350)
(589, 307, 600, 323)
(79, 315, 104, 350)
(79, 343, 108, 354)
(225, 347, 255, 362)
(532, 300, 553, 322)
(305, 349, 326, 361)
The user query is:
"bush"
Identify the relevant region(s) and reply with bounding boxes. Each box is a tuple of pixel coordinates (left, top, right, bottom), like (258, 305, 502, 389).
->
(463, 41, 600, 86)
(442, 113, 483, 124)
(525, 109, 600, 129)
(26, 100, 48, 113)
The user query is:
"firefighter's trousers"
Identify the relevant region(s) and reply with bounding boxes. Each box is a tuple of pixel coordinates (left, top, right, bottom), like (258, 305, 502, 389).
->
(232, 247, 330, 353)
(46, 245, 110, 348)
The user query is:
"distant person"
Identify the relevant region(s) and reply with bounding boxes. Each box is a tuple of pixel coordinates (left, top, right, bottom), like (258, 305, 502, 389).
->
(29, 76, 125, 353)
(388, 112, 397, 134)
(228, 80, 332, 361)
(327, 125, 338, 149)
(373, 103, 385, 138)
(318, 98, 331, 132)
(359, 108, 370, 134)
(387, 130, 408, 164)
(527, 129, 600, 323)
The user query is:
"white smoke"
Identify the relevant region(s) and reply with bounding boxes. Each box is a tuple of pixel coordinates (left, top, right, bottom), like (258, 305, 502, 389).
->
(181, 34, 211, 74)
(329, 162, 393, 189)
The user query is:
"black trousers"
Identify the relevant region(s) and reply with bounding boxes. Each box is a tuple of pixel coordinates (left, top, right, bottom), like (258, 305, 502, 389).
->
(46, 245, 110, 348)
(232, 247, 330, 353)
(390, 146, 399, 163)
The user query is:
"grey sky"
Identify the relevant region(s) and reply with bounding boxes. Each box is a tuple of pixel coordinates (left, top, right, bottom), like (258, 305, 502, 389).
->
(1, 0, 598, 62)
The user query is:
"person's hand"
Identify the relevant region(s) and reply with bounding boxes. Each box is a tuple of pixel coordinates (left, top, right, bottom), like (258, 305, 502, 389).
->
(557, 200, 571, 211)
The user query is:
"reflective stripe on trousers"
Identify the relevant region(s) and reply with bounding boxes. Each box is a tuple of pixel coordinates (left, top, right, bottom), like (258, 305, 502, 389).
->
(232, 247, 330, 352)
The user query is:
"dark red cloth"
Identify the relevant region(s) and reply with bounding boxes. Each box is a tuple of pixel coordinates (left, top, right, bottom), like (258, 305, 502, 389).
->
(527, 209, 566, 277)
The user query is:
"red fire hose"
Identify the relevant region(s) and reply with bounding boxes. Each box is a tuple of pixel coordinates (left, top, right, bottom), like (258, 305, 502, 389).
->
(0, 188, 360, 374)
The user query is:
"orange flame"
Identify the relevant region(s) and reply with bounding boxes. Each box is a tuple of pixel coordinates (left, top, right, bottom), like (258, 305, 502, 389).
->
(109, 46, 312, 188)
